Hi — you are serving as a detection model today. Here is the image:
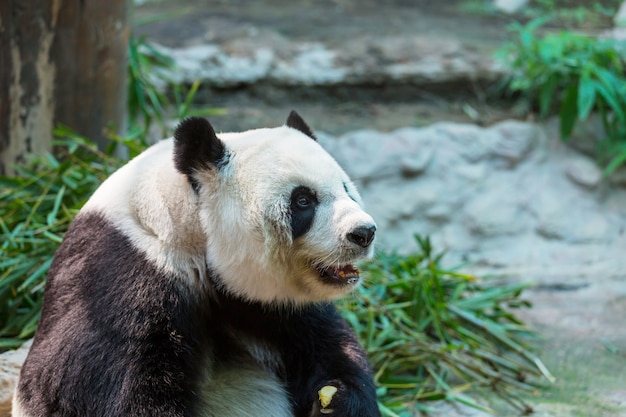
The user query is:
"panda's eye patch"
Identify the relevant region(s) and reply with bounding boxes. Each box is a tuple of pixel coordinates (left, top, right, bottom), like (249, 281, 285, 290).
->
(290, 186, 318, 239)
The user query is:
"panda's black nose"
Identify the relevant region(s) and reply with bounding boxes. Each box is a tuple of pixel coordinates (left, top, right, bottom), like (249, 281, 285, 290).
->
(347, 225, 376, 248)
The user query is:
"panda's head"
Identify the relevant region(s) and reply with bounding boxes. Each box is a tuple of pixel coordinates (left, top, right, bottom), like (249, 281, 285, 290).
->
(173, 111, 376, 305)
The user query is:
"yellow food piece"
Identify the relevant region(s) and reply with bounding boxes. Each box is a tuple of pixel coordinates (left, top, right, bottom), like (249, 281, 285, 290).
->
(318, 385, 338, 408)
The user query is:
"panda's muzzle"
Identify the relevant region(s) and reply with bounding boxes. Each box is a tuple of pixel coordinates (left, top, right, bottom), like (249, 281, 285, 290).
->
(312, 223, 375, 286)
(317, 264, 361, 286)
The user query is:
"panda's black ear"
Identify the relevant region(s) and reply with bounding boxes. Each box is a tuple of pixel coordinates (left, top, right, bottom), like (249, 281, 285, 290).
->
(173, 117, 227, 183)
(286, 110, 317, 141)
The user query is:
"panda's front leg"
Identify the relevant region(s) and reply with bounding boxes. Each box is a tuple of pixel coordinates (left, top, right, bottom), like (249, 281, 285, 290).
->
(305, 345, 380, 417)
(287, 303, 381, 417)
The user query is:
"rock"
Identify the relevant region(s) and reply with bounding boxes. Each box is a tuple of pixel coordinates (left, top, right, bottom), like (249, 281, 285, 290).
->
(318, 121, 626, 285)
(487, 120, 538, 166)
(552, 115, 604, 157)
(463, 190, 528, 237)
(150, 43, 274, 88)
(363, 179, 441, 225)
(494, 0, 530, 14)
(565, 157, 602, 189)
(615, 0, 626, 27)
(534, 197, 615, 243)
(329, 127, 435, 182)
(271, 43, 347, 85)
(145, 33, 504, 89)
(316, 121, 626, 282)
(454, 163, 487, 182)
(349, 36, 498, 84)
(320, 121, 626, 286)
(608, 26, 626, 41)
(0, 341, 31, 416)
(329, 130, 395, 181)
(400, 150, 433, 177)
(394, 129, 435, 176)
(608, 166, 626, 187)
(440, 222, 479, 254)
(433, 123, 491, 163)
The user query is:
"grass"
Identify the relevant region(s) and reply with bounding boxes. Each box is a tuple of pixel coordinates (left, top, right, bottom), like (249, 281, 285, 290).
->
(340, 236, 553, 416)
(0, 128, 124, 349)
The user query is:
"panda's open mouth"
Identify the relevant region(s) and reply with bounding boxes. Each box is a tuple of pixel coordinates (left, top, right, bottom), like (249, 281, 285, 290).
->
(316, 264, 360, 286)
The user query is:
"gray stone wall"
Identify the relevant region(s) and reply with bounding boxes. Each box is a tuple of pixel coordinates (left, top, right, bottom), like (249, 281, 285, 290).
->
(318, 121, 626, 283)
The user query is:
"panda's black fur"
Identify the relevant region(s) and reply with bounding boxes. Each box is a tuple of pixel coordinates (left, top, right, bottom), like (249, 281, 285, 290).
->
(14, 112, 380, 417)
(173, 116, 228, 192)
(16, 213, 207, 416)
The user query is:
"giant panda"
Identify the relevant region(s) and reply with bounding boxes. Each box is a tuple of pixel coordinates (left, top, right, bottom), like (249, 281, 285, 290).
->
(13, 111, 380, 417)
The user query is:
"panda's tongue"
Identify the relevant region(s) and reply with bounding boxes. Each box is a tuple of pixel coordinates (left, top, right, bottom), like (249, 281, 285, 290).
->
(323, 264, 360, 283)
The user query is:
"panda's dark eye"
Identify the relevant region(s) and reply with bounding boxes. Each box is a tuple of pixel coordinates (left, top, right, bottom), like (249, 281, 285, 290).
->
(296, 195, 313, 209)
(290, 186, 317, 211)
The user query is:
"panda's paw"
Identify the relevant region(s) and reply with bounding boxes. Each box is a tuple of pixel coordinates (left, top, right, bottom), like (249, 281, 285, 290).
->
(310, 380, 379, 417)
(309, 380, 342, 416)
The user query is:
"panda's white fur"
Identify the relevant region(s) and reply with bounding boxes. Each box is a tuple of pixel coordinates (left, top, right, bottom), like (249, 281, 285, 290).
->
(82, 139, 209, 286)
(14, 112, 381, 417)
(84, 125, 374, 304)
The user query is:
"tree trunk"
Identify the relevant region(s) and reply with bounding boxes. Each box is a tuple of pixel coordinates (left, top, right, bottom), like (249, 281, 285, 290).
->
(0, 0, 129, 176)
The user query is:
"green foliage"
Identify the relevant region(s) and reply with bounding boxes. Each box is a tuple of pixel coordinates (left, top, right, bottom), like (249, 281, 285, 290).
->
(501, 18, 626, 173)
(458, 0, 618, 27)
(522, 1, 619, 27)
(128, 36, 223, 137)
(127, 35, 176, 135)
(341, 236, 553, 416)
(0, 129, 125, 348)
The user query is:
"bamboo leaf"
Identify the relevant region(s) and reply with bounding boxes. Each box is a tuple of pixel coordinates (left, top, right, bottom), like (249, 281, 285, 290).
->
(17, 258, 53, 293)
(47, 185, 66, 226)
(559, 84, 579, 139)
(538, 74, 560, 117)
(603, 143, 626, 175)
(577, 70, 596, 121)
(594, 79, 625, 121)
(338, 234, 552, 414)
